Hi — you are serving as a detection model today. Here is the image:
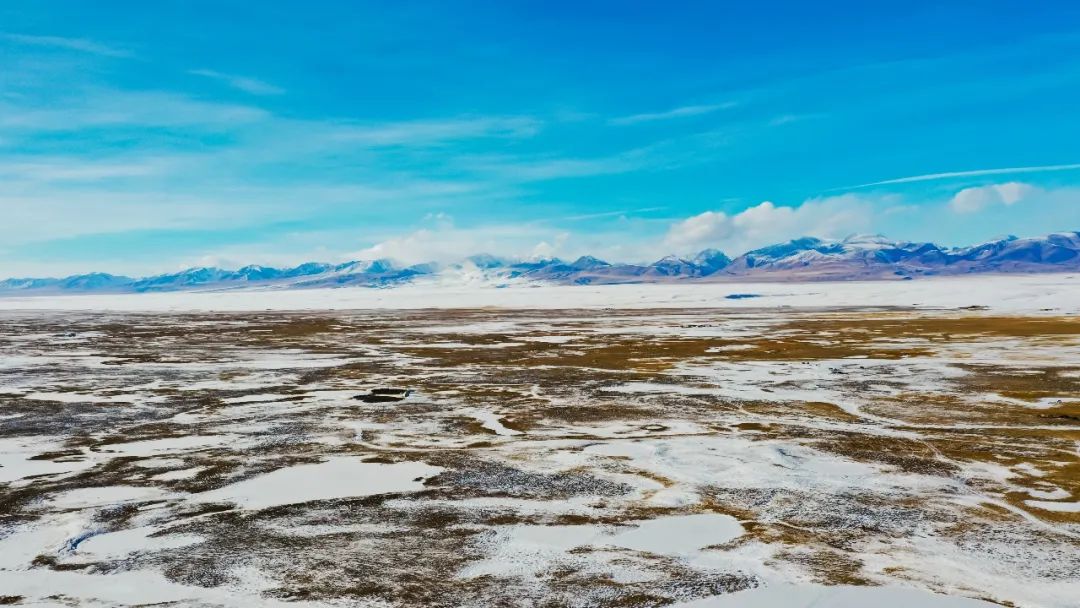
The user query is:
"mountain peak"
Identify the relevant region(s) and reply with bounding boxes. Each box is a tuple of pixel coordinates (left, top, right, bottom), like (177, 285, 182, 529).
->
(691, 248, 732, 274)
(467, 253, 508, 269)
(654, 254, 687, 263)
(648, 255, 700, 277)
(364, 258, 398, 274)
(570, 255, 610, 270)
(842, 233, 894, 246)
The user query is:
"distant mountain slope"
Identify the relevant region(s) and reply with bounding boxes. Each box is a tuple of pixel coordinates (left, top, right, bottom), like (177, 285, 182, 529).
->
(2, 231, 1077, 294)
(720, 232, 1080, 279)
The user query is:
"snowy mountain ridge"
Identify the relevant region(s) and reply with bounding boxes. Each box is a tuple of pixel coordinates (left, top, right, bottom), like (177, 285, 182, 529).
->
(3, 231, 1078, 293)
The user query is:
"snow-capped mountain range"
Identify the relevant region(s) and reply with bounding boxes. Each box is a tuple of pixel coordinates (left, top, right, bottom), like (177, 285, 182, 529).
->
(3, 232, 1079, 293)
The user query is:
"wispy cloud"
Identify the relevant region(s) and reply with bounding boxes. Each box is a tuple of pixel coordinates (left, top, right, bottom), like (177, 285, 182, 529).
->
(189, 69, 284, 95)
(768, 113, 819, 126)
(459, 146, 652, 182)
(560, 207, 666, 222)
(0, 89, 269, 130)
(845, 163, 1080, 189)
(0, 177, 488, 251)
(609, 102, 736, 126)
(329, 116, 540, 147)
(0, 192, 256, 247)
(2, 33, 130, 57)
(477, 156, 637, 181)
(1, 158, 169, 182)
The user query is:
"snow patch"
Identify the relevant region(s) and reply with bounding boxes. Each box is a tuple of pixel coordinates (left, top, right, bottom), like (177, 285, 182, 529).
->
(194, 457, 442, 509)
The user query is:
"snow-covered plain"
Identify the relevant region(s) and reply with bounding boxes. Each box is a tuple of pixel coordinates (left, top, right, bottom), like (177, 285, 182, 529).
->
(0, 273, 1076, 313)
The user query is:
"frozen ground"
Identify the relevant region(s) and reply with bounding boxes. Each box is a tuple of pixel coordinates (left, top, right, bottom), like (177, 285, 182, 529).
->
(0, 273, 1076, 314)
(0, 292, 1078, 606)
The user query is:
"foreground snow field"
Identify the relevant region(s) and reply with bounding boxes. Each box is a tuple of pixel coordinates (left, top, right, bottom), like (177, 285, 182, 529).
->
(0, 273, 1077, 314)
(0, 281, 1078, 606)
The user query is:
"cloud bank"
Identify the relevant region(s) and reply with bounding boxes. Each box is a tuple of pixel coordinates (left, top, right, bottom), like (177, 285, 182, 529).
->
(949, 182, 1037, 213)
(665, 195, 876, 253)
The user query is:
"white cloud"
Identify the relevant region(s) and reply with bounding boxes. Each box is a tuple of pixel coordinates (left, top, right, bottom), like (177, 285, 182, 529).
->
(530, 233, 569, 259)
(769, 113, 817, 126)
(609, 102, 737, 126)
(421, 211, 454, 229)
(189, 69, 284, 95)
(461, 153, 642, 181)
(348, 221, 554, 264)
(560, 206, 665, 221)
(0, 89, 268, 131)
(345, 216, 660, 267)
(664, 211, 730, 248)
(664, 195, 876, 254)
(0, 179, 486, 249)
(949, 182, 1038, 213)
(848, 164, 1080, 188)
(0, 194, 253, 249)
(329, 116, 539, 147)
(2, 33, 129, 57)
(0, 158, 170, 182)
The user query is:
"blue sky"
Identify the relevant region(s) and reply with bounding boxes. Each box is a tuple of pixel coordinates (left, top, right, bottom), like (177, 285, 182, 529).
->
(3, 1, 1080, 276)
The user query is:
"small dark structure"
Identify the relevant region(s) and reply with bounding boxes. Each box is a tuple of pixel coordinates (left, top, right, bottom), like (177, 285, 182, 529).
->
(354, 388, 412, 403)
